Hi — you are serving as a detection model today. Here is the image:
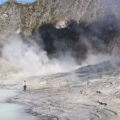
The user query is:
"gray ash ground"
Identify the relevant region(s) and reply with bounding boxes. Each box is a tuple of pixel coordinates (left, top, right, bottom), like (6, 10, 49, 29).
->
(2, 60, 120, 120)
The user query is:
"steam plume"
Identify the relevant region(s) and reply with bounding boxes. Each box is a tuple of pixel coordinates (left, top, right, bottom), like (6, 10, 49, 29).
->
(2, 14, 120, 77)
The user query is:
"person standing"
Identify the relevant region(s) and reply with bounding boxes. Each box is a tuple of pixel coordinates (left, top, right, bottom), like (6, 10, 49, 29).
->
(23, 80, 27, 91)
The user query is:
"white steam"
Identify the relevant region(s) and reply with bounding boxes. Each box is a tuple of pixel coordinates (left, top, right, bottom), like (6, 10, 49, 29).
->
(81, 53, 111, 67)
(2, 34, 116, 79)
(2, 35, 78, 77)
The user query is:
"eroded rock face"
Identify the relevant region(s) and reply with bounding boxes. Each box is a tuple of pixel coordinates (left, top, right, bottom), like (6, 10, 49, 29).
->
(0, 0, 101, 37)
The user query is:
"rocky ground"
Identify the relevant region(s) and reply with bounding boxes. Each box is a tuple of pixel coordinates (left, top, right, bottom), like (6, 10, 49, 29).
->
(1, 60, 120, 120)
(0, 0, 101, 37)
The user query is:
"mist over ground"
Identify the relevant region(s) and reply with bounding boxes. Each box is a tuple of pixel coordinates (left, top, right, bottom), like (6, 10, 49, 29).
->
(1, 2, 120, 120)
(1, 14, 120, 77)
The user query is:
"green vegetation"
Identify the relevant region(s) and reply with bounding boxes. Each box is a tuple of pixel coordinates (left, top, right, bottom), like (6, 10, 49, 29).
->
(14, 2, 22, 6)
(32, 26, 36, 33)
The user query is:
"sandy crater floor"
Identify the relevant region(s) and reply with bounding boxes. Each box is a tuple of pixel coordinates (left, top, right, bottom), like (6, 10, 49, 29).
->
(1, 61, 120, 120)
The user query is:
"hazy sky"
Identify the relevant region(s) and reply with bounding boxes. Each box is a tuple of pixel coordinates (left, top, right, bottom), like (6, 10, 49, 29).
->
(0, 0, 35, 5)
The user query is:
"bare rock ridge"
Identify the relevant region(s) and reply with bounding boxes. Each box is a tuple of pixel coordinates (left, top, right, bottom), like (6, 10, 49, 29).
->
(0, 0, 101, 37)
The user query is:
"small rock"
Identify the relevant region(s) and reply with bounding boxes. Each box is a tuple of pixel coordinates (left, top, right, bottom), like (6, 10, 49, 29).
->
(97, 101, 107, 106)
(96, 91, 101, 93)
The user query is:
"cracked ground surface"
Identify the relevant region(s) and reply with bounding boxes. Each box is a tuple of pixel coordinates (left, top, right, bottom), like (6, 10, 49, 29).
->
(1, 60, 120, 120)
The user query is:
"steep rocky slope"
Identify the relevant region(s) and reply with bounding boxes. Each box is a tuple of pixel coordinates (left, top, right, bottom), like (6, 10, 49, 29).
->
(0, 0, 101, 37)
